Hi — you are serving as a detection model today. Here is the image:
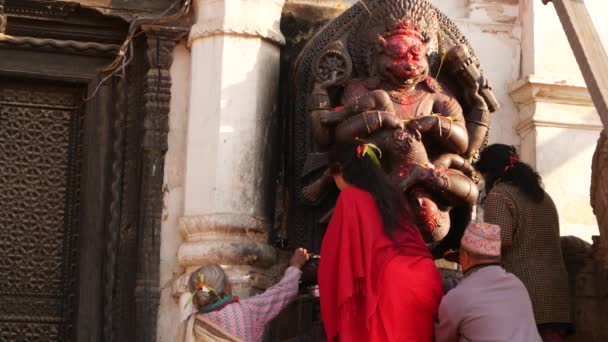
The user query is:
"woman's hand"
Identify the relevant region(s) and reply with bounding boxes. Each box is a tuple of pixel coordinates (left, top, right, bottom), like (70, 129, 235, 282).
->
(290, 248, 310, 269)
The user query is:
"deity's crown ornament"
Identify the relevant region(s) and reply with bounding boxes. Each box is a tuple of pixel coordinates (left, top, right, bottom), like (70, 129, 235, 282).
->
(381, 19, 427, 42)
(348, 0, 444, 75)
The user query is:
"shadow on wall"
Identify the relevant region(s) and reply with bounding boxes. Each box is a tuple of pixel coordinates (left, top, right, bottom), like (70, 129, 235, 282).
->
(536, 111, 602, 179)
(531, 110, 602, 239)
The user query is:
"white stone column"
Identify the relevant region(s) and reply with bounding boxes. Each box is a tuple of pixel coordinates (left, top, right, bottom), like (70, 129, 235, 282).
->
(510, 76, 602, 240)
(175, 0, 285, 298)
(511, 0, 603, 241)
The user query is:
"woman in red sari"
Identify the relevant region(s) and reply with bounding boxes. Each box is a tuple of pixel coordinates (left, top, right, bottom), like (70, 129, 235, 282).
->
(318, 142, 443, 342)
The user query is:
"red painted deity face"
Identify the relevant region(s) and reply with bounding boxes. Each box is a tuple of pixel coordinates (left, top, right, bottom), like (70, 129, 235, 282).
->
(377, 32, 429, 87)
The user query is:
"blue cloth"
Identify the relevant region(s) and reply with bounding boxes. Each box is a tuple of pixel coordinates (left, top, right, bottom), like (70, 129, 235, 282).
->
(200, 295, 239, 313)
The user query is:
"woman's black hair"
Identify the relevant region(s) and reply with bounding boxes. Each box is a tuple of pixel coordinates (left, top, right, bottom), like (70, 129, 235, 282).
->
(475, 144, 544, 202)
(329, 142, 405, 237)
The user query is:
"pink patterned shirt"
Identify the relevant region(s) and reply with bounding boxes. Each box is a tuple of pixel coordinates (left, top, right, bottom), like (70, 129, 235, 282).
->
(202, 267, 302, 342)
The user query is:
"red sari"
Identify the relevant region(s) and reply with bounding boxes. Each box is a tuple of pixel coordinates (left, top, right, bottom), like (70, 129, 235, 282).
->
(318, 186, 443, 342)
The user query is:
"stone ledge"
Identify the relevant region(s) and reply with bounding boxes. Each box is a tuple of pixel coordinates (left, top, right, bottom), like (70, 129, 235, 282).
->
(174, 213, 278, 299)
(510, 74, 592, 107)
(177, 213, 276, 272)
(517, 118, 603, 136)
(510, 75, 602, 134)
(189, 0, 286, 46)
(188, 20, 286, 46)
(177, 239, 276, 268)
(179, 213, 270, 242)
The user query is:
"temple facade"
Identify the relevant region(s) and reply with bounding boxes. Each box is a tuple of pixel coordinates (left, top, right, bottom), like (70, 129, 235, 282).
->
(157, 0, 608, 339)
(1, 0, 607, 341)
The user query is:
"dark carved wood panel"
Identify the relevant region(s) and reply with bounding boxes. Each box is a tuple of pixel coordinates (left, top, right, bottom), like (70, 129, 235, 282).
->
(1, 1, 186, 339)
(0, 79, 84, 342)
(267, 296, 325, 342)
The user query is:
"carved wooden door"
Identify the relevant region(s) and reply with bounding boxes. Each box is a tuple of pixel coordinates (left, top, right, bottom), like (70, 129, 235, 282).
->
(0, 79, 85, 341)
(267, 296, 325, 341)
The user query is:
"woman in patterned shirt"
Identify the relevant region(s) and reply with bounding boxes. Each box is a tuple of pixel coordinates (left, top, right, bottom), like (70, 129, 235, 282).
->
(475, 144, 572, 342)
(178, 248, 309, 342)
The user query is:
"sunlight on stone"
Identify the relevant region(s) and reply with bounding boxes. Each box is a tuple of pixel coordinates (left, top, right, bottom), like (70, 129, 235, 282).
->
(219, 125, 234, 133)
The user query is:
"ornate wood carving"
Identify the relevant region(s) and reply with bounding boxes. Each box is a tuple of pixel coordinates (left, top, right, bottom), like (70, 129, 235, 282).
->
(5, 0, 78, 19)
(101, 26, 190, 342)
(135, 24, 187, 342)
(0, 36, 120, 56)
(110, 49, 143, 342)
(0, 80, 84, 342)
(2, 1, 189, 341)
(102, 76, 128, 342)
(4, 0, 128, 45)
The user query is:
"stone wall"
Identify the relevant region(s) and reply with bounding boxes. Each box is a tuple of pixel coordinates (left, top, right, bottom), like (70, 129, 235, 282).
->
(429, 0, 607, 242)
(432, 0, 602, 242)
(432, 0, 521, 146)
(156, 0, 286, 340)
(158, 40, 190, 342)
(514, 0, 606, 241)
(561, 236, 608, 342)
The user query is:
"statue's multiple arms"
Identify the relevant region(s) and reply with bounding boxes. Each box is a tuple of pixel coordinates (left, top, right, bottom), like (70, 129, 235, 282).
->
(407, 95, 469, 154)
(444, 45, 495, 158)
(462, 77, 491, 158)
(334, 110, 403, 143)
(309, 72, 338, 146)
(321, 89, 403, 143)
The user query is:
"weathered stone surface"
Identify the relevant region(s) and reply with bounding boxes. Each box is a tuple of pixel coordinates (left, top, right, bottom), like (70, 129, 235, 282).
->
(189, 0, 286, 46)
(177, 214, 276, 269)
(159, 1, 285, 341)
(561, 236, 608, 342)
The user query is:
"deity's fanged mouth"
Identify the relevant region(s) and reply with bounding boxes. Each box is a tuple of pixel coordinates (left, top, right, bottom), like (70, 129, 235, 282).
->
(394, 70, 426, 86)
(399, 69, 421, 78)
(388, 63, 427, 81)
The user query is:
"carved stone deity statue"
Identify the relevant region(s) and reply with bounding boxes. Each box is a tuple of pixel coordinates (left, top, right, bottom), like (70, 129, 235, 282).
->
(281, 0, 499, 253)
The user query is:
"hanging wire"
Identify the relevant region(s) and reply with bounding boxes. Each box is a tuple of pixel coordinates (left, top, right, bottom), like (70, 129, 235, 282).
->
(83, 43, 134, 102)
(84, 0, 191, 101)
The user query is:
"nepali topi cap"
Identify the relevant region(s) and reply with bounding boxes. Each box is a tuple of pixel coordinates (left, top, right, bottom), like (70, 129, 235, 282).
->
(461, 221, 501, 257)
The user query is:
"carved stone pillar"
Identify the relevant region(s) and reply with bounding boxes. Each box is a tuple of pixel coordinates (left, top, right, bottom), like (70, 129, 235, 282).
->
(174, 0, 285, 299)
(136, 25, 188, 342)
